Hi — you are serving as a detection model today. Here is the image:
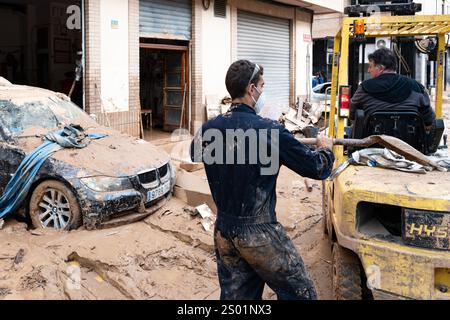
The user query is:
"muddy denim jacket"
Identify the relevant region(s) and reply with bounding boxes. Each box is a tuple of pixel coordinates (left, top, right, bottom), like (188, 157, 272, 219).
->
(190, 103, 334, 229)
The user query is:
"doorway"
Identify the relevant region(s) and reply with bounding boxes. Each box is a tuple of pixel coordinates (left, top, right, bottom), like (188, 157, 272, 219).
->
(0, 0, 83, 108)
(139, 41, 189, 138)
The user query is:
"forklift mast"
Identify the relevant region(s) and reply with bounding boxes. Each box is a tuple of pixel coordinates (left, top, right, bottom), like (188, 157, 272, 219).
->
(345, 1, 421, 96)
(345, 1, 422, 17)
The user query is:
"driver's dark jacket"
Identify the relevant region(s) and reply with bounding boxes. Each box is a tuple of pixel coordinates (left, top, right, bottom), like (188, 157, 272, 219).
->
(190, 103, 335, 229)
(350, 73, 436, 126)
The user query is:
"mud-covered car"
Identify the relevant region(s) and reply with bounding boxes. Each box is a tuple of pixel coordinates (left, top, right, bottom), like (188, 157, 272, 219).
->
(0, 79, 175, 230)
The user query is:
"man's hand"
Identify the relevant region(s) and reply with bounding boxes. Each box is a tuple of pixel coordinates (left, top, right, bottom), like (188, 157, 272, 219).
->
(316, 134, 333, 151)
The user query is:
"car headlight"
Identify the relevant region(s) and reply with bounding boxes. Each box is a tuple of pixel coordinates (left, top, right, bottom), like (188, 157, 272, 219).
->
(80, 176, 133, 192)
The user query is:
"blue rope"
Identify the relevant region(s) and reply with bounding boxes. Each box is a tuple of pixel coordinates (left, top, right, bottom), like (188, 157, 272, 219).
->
(0, 126, 107, 219)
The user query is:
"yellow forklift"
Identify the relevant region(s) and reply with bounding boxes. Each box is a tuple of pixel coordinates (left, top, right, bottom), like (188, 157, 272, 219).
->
(324, 3, 450, 299)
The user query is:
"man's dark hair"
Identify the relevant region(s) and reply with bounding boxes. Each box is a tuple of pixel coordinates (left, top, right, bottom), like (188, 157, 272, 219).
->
(225, 60, 264, 100)
(368, 48, 398, 72)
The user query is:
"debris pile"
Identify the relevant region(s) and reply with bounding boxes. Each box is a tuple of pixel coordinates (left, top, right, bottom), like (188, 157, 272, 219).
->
(183, 204, 216, 233)
(206, 95, 231, 120)
(213, 95, 329, 137)
(195, 204, 216, 232)
(280, 101, 327, 136)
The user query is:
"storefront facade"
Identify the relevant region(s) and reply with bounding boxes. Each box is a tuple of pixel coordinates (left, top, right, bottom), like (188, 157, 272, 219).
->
(81, 0, 342, 137)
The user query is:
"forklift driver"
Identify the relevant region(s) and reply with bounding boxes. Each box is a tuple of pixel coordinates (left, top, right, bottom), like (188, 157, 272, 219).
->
(349, 48, 435, 133)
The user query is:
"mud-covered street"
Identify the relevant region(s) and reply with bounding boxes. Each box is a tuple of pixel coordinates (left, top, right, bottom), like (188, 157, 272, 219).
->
(1, 99, 449, 301)
(0, 163, 331, 300)
(2, 0, 450, 304)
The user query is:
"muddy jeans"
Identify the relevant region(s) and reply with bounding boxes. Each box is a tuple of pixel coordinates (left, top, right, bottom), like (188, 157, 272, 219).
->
(214, 222, 317, 300)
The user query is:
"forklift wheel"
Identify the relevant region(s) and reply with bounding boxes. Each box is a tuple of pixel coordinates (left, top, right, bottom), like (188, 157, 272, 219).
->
(332, 243, 363, 300)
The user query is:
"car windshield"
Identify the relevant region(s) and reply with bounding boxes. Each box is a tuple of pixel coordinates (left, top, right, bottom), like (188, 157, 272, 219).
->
(0, 95, 96, 136)
(312, 84, 323, 93)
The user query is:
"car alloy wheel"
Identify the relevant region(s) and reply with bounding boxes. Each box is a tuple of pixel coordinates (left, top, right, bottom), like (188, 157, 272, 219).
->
(38, 188, 71, 229)
(29, 180, 82, 230)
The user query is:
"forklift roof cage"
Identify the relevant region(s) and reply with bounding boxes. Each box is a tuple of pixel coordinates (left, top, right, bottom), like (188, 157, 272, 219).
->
(328, 14, 450, 164)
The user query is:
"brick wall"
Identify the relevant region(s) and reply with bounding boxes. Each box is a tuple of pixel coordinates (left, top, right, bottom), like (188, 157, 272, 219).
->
(96, 110, 140, 135)
(191, 0, 204, 134)
(84, 0, 102, 115)
(129, 0, 140, 114)
(127, 0, 141, 137)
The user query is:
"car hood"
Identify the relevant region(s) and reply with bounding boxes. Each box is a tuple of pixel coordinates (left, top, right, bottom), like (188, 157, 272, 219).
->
(17, 126, 171, 177)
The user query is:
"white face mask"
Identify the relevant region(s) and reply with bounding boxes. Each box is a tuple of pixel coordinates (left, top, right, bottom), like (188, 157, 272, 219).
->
(251, 86, 266, 114)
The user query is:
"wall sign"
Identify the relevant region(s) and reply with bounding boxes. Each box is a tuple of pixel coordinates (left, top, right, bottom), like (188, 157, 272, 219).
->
(111, 20, 119, 29)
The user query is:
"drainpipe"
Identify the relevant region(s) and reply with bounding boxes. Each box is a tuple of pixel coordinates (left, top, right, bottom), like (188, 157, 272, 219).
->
(306, 43, 311, 102)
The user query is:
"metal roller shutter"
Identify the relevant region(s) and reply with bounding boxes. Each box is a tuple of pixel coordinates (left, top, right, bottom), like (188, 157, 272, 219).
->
(237, 10, 291, 108)
(140, 0, 192, 40)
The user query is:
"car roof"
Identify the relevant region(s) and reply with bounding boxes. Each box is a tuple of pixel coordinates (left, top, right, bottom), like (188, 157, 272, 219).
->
(0, 77, 63, 102)
(312, 82, 331, 90)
